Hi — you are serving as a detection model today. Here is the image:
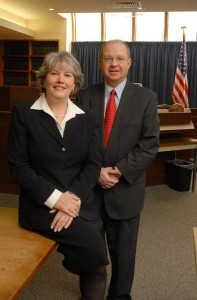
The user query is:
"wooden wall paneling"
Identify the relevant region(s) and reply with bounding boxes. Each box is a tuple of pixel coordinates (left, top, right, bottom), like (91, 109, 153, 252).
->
(0, 111, 19, 194)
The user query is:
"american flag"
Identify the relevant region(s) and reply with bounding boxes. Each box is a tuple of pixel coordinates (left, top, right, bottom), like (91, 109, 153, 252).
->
(172, 37, 189, 108)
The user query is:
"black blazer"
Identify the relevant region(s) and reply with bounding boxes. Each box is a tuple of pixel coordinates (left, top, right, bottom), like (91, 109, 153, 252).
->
(7, 101, 101, 230)
(76, 81, 160, 220)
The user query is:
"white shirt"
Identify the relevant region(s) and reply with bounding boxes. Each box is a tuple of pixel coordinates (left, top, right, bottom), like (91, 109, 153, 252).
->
(104, 78, 127, 113)
(31, 93, 85, 136)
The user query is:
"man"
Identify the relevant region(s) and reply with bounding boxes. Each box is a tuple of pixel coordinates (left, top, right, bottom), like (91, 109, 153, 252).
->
(76, 40, 160, 300)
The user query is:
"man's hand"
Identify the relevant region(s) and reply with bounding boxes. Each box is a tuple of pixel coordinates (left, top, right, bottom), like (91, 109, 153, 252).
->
(54, 191, 81, 217)
(98, 167, 121, 189)
(113, 166, 121, 178)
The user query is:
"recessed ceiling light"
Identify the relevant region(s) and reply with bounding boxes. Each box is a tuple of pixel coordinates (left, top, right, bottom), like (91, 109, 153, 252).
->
(49, 8, 54, 11)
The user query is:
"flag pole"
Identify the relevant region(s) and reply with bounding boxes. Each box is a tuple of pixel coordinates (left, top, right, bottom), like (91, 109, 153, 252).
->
(181, 26, 186, 42)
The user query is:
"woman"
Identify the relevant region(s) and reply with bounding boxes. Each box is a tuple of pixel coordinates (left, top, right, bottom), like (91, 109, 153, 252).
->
(7, 51, 108, 300)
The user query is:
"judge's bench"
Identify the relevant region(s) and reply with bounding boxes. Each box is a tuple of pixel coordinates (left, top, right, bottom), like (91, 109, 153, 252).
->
(146, 106, 197, 191)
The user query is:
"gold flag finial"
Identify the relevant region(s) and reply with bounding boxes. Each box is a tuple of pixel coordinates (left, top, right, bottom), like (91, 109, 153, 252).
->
(181, 26, 186, 41)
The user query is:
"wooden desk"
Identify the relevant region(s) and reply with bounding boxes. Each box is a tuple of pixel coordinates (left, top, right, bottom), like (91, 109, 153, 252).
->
(159, 138, 197, 192)
(0, 207, 56, 300)
(193, 227, 197, 271)
(159, 138, 197, 152)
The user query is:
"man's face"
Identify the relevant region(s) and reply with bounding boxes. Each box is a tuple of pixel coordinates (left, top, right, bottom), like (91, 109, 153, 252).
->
(99, 41, 132, 87)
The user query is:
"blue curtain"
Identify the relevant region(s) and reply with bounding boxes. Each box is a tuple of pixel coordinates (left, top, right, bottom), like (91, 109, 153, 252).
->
(71, 42, 197, 107)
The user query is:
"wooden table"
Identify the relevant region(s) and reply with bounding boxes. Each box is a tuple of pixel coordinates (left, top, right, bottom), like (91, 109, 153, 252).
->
(0, 207, 56, 300)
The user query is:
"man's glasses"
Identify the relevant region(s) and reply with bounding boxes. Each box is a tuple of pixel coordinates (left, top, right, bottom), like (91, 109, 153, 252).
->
(102, 57, 129, 64)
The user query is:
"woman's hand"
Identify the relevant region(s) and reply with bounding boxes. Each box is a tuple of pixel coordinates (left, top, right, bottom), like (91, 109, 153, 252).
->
(50, 209, 73, 232)
(54, 191, 81, 217)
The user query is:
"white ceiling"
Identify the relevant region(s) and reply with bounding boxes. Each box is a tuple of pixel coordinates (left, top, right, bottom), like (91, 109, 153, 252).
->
(0, 0, 197, 38)
(1, 0, 197, 18)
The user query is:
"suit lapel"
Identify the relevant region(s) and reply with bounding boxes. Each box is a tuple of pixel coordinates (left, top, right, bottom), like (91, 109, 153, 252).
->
(62, 115, 80, 144)
(91, 84, 105, 152)
(39, 111, 66, 147)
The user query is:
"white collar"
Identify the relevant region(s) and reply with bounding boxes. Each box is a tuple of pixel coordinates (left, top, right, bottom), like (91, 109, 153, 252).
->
(105, 78, 127, 99)
(31, 93, 85, 122)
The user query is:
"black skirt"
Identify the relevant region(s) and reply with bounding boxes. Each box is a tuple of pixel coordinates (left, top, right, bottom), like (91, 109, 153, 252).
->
(36, 215, 109, 275)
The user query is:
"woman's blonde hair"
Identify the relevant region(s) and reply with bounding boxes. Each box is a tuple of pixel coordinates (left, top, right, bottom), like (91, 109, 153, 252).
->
(36, 51, 84, 95)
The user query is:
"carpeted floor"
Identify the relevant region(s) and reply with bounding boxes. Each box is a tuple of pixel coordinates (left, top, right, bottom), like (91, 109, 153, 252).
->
(1, 183, 197, 299)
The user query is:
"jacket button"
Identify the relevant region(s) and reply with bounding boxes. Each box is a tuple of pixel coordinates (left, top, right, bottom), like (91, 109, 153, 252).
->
(62, 147, 66, 151)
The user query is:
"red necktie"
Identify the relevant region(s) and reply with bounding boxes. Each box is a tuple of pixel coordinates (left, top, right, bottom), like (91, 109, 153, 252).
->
(104, 89, 117, 148)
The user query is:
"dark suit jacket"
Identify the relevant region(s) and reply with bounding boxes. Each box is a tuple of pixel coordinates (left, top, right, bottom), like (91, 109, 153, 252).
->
(7, 101, 101, 230)
(76, 81, 160, 220)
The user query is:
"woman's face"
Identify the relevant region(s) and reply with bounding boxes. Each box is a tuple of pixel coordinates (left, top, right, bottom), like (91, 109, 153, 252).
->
(44, 61, 75, 102)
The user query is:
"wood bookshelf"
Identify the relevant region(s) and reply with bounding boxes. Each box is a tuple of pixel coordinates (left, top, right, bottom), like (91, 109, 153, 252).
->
(0, 40, 58, 87)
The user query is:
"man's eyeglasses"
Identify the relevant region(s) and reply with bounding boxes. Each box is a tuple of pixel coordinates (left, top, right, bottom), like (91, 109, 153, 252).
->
(102, 57, 129, 64)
